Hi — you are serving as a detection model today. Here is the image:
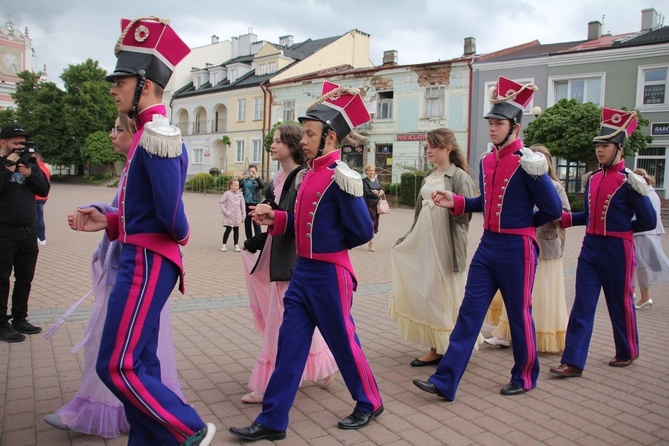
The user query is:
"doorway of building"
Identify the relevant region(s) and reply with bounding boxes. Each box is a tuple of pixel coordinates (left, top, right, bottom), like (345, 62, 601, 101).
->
(375, 144, 393, 183)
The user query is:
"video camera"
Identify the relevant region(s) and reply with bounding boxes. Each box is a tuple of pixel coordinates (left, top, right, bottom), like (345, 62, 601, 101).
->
(2, 141, 37, 167)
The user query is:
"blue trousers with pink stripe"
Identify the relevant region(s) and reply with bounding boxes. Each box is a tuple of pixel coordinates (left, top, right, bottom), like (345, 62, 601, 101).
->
(256, 258, 382, 432)
(561, 235, 639, 369)
(96, 245, 205, 446)
(429, 232, 539, 400)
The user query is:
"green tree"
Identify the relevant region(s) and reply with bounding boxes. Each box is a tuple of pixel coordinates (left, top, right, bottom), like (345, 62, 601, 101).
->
(82, 130, 126, 176)
(12, 71, 67, 164)
(60, 59, 118, 173)
(10, 59, 117, 174)
(523, 99, 652, 171)
(0, 109, 17, 127)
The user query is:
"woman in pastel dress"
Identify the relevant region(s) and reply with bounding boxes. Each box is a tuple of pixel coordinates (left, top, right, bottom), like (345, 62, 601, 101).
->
(390, 128, 482, 366)
(632, 168, 669, 310)
(240, 124, 338, 403)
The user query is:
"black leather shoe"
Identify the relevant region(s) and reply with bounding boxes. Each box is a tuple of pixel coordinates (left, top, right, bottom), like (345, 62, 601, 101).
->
(11, 319, 42, 334)
(412, 379, 452, 401)
(228, 422, 286, 441)
(337, 405, 384, 429)
(410, 356, 442, 367)
(500, 382, 527, 396)
(0, 322, 26, 343)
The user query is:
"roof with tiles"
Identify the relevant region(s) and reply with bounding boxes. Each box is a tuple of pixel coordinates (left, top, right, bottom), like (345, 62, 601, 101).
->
(173, 34, 344, 99)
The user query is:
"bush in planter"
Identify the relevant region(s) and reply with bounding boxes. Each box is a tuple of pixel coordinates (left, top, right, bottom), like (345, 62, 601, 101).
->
(214, 174, 233, 191)
(399, 172, 425, 206)
(567, 193, 584, 212)
(187, 172, 215, 192)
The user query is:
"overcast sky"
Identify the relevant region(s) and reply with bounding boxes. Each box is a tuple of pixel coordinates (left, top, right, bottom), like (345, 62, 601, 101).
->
(2, 0, 665, 88)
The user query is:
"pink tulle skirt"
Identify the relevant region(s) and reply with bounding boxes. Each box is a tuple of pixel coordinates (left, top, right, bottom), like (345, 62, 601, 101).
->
(242, 244, 338, 393)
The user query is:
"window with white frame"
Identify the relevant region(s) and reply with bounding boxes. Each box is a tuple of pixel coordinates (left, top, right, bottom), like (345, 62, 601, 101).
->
(192, 148, 204, 164)
(637, 65, 668, 108)
(253, 97, 263, 121)
(377, 91, 393, 120)
(635, 146, 667, 190)
(237, 99, 246, 121)
(258, 64, 266, 75)
(425, 86, 445, 118)
(552, 75, 603, 105)
(282, 100, 295, 122)
(268, 62, 276, 74)
(252, 139, 263, 163)
(483, 78, 536, 116)
(229, 68, 238, 83)
(235, 140, 245, 163)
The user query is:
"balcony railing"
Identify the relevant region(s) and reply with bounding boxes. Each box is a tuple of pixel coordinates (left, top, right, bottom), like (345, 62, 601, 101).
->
(211, 119, 227, 133)
(176, 122, 189, 135)
(192, 120, 209, 135)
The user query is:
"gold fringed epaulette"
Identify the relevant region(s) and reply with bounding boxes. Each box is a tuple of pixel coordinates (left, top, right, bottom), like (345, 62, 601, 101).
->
(582, 171, 596, 189)
(139, 115, 183, 158)
(519, 147, 548, 177)
(625, 168, 649, 196)
(334, 160, 363, 197)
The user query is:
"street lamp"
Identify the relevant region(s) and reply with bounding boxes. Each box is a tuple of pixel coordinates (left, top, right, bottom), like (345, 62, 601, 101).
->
(532, 106, 542, 117)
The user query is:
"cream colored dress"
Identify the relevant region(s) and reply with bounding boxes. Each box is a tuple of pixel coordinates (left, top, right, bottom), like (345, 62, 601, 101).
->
(389, 173, 482, 354)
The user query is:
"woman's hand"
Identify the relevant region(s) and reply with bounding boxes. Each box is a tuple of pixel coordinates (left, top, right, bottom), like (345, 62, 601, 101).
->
(67, 207, 108, 232)
(250, 203, 275, 226)
(431, 190, 455, 209)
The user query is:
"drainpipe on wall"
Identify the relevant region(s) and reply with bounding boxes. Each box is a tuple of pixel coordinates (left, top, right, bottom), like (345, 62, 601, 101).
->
(466, 56, 475, 167)
(260, 80, 272, 181)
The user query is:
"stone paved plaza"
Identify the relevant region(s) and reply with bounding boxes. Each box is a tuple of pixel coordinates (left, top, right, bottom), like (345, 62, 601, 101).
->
(1, 183, 668, 445)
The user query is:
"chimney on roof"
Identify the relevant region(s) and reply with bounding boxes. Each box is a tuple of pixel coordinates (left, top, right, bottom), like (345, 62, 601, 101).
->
(211, 35, 219, 44)
(279, 35, 294, 47)
(383, 50, 398, 65)
(463, 37, 476, 56)
(641, 8, 659, 31)
(587, 21, 602, 40)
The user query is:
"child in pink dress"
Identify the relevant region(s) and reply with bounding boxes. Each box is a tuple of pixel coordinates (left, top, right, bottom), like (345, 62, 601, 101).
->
(219, 180, 245, 252)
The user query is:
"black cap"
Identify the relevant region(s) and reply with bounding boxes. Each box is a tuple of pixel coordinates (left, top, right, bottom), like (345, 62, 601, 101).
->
(0, 123, 29, 139)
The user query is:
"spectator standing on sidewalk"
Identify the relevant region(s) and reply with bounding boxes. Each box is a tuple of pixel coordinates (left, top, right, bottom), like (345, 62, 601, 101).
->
(219, 179, 245, 252)
(362, 164, 384, 251)
(239, 164, 265, 239)
(0, 123, 50, 343)
(34, 152, 50, 245)
(632, 168, 669, 310)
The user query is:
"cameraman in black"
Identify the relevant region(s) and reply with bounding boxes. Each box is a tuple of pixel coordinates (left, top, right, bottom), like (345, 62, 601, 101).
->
(0, 123, 50, 343)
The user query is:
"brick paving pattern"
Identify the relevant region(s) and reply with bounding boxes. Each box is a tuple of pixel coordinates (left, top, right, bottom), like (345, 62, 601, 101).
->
(1, 183, 668, 445)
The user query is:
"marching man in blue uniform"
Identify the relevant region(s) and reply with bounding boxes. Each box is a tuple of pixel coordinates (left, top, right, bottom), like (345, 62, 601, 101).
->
(229, 81, 383, 441)
(413, 76, 562, 400)
(550, 108, 656, 378)
(68, 17, 215, 445)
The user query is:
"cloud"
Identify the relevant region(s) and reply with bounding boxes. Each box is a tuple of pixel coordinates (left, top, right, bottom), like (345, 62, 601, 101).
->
(1, 0, 660, 88)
